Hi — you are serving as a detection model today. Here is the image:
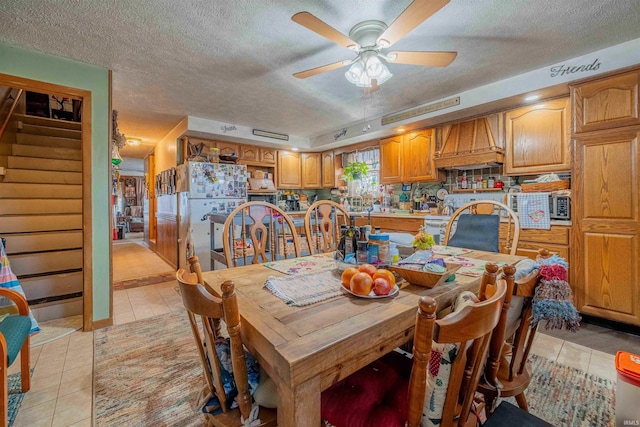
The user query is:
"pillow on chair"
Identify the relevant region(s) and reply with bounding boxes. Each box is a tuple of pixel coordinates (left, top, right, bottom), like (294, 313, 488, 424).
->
(447, 214, 500, 252)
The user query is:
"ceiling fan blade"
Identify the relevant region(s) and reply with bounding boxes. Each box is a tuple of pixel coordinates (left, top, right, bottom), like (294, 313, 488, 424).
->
(377, 0, 450, 48)
(388, 51, 457, 67)
(292, 12, 360, 50)
(293, 60, 352, 79)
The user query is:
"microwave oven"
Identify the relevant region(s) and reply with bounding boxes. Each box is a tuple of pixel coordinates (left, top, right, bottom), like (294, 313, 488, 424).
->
(507, 193, 571, 220)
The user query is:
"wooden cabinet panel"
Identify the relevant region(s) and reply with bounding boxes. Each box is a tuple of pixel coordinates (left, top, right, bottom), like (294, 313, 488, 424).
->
(501, 224, 570, 246)
(403, 130, 444, 182)
(302, 153, 322, 189)
(277, 151, 302, 188)
(240, 145, 259, 162)
(573, 131, 639, 325)
(354, 216, 423, 233)
(379, 135, 403, 184)
(504, 98, 571, 175)
(321, 150, 338, 188)
(573, 69, 640, 134)
(514, 242, 568, 262)
(260, 147, 276, 164)
(216, 141, 239, 157)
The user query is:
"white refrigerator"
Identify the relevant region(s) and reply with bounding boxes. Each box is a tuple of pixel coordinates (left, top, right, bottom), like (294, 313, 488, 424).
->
(177, 162, 248, 271)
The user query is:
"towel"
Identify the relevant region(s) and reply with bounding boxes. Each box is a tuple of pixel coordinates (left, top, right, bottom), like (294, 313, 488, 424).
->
(264, 270, 343, 306)
(517, 192, 551, 229)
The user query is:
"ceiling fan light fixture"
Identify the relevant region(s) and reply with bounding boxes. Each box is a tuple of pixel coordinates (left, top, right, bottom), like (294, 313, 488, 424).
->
(127, 137, 141, 147)
(345, 53, 392, 88)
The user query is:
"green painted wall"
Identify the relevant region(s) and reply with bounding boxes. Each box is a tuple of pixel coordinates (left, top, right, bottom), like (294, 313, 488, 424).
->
(0, 43, 111, 322)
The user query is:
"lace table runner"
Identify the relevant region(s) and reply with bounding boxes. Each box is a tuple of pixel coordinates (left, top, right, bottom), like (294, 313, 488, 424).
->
(264, 254, 338, 275)
(264, 270, 343, 306)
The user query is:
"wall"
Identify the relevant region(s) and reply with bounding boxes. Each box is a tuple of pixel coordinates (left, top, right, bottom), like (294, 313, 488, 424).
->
(0, 43, 111, 322)
(119, 157, 145, 177)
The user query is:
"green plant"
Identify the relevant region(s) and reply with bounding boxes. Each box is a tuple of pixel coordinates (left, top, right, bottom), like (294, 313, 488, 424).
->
(341, 160, 369, 182)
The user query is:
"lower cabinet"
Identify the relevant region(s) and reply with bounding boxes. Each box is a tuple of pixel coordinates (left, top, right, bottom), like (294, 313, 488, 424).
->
(354, 216, 424, 234)
(500, 223, 571, 276)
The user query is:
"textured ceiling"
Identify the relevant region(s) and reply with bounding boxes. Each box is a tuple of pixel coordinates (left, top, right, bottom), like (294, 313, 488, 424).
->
(1, 0, 640, 158)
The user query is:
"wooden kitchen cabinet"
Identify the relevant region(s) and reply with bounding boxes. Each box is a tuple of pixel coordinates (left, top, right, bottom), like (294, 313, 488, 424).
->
(573, 69, 640, 134)
(240, 145, 260, 162)
(260, 147, 276, 164)
(216, 141, 239, 157)
(240, 145, 276, 165)
(354, 215, 424, 233)
(500, 223, 570, 263)
(277, 151, 302, 188)
(321, 150, 340, 188)
(504, 97, 571, 175)
(380, 129, 441, 184)
(301, 152, 322, 189)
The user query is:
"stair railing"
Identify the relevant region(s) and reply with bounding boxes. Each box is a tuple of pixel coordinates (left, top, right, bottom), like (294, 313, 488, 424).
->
(0, 88, 24, 143)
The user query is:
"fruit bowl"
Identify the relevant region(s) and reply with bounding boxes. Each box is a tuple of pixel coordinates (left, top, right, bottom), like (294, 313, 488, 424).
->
(343, 284, 399, 299)
(388, 263, 461, 288)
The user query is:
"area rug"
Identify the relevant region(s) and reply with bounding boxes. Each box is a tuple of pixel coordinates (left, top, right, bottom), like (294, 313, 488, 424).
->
(30, 314, 83, 347)
(113, 271, 175, 291)
(93, 312, 203, 427)
(7, 371, 31, 427)
(93, 312, 616, 426)
(511, 353, 616, 427)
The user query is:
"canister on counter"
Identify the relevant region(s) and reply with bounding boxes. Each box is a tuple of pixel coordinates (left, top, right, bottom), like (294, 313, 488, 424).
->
(368, 233, 390, 264)
(488, 176, 495, 188)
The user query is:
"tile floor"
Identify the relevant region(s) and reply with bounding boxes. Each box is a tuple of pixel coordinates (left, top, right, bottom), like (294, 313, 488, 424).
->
(9, 239, 625, 426)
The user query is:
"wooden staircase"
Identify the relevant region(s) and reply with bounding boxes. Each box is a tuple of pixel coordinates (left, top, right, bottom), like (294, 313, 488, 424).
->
(0, 113, 84, 321)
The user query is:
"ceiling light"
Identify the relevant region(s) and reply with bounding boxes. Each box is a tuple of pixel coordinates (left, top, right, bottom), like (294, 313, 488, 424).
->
(127, 138, 141, 147)
(345, 52, 392, 88)
(291, 147, 299, 151)
(525, 95, 540, 102)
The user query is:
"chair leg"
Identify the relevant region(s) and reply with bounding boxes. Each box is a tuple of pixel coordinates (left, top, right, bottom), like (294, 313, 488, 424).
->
(1, 363, 7, 427)
(515, 392, 528, 411)
(20, 338, 30, 392)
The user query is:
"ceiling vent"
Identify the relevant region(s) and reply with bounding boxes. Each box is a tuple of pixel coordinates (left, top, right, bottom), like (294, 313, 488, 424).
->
(434, 114, 504, 170)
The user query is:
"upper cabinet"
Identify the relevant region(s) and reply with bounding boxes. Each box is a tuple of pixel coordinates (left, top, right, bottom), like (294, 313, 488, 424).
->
(260, 147, 276, 164)
(277, 151, 302, 188)
(573, 69, 640, 134)
(321, 150, 340, 188)
(504, 98, 571, 175)
(380, 129, 443, 184)
(216, 141, 239, 157)
(403, 129, 443, 183)
(301, 153, 322, 189)
(240, 145, 276, 166)
(434, 114, 504, 169)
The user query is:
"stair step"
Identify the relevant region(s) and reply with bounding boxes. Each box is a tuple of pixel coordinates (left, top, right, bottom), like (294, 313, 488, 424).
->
(16, 133, 81, 149)
(12, 114, 81, 131)
(18, 122, 82, 140)
(3, 168, 82, 184)
(11, 144, 81, 160)
(7, 156, 82, 172)
(0, 182, 82, 198)
(0, 213, 82, 233)
(0, 198, 82, 215)
(1, 231, 83, 254)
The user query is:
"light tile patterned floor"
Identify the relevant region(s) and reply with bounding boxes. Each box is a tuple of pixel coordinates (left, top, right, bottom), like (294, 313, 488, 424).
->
(7, 241, 622, 426)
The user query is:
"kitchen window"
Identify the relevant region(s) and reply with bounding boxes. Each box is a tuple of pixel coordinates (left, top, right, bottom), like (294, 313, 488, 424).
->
(343, 148, 380, 199)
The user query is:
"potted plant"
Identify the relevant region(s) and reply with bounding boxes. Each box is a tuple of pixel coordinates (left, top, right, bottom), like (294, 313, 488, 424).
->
(341, 160, 369, 182)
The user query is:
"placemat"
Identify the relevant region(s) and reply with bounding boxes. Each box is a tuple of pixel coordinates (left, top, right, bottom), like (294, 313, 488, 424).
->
(264, 254, 337, 275)
(431, 245, 473, 256)
(264, 270, 343, 306)
(440, 256, 506, 277)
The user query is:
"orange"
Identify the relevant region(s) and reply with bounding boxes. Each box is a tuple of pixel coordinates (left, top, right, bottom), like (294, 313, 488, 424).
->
(358, 263, 377, 277)
(341, 267, 360, 290)
(372, 269, 396, 287)
(350, 272, 373, 296)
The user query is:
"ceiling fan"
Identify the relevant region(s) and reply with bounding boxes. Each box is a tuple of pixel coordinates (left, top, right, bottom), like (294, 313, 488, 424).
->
(292, 0, 457, 89)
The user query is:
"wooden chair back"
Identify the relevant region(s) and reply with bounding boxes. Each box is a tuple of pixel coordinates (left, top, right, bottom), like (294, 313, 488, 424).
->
(478, 249, 551, 415)
(407, 272, 508, 427)
(303, 200, 350, 254)
(176, 269, 253, 418)
(443, 200, 520, 255)
(222, 201, 301, 268)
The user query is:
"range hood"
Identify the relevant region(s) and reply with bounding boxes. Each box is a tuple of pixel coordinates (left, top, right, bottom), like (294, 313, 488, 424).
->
(434, 114, 504, 170)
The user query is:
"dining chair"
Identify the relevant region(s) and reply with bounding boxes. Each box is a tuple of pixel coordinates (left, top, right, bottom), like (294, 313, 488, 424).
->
(443, 200, 520, 255)
(0, 288, 31, 426)
(303, 200, 350, 254)
(321, 265, 508, 427)
(176, 269, 277, 427)
(222, 201, 301, 268)
(477, 248, 551, 417)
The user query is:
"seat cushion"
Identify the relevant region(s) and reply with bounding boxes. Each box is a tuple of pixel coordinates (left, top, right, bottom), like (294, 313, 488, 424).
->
(0, 315, 31, 365)
(447, 214, 500, 252)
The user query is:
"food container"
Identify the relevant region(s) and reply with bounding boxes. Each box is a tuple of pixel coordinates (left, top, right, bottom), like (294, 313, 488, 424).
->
(615, 351, 640, 426)
(494, 180, 504, 189)
(388, 263, 461, 288)
(253, 170, 265, 179)
(368, 233, 390, 264)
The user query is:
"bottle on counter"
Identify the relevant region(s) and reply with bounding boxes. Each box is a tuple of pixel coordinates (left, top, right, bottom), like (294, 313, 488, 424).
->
(356, 241, 369, 264)
(368, 233, 390, 264)
(389, 242, 399, 264)
(461, 171, 468, 189)
(374, 226, 381, 235)
(359, 226, 368, 241)
(338, 225, 349, 258)
(488, 176, 495, 188)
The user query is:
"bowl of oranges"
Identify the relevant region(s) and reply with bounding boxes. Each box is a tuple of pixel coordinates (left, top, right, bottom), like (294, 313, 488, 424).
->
(340, 264, 398, 298)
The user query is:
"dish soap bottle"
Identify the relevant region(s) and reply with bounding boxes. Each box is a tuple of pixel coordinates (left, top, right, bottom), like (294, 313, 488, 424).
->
(461, 171, 468, 189)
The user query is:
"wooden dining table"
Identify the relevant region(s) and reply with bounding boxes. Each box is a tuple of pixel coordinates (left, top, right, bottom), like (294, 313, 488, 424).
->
(201, 249, 526, 427)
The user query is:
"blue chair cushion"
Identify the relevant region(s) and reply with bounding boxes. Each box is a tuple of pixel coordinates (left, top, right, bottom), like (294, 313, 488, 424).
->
(0, 315, 31, 366)
(447, 214, 500, 252)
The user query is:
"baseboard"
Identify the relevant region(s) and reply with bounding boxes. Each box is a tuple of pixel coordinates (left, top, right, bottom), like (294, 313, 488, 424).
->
(581, 313, 640, 336)
(92, 317, 113, 330)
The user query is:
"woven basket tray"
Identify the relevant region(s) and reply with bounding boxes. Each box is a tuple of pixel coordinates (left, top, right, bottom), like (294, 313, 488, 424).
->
(388, 263, 461, 288)
(521, 180, 569, 192)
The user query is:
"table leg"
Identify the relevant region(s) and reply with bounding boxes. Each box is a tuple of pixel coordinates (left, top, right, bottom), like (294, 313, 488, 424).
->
(277, 375, 321, 427)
